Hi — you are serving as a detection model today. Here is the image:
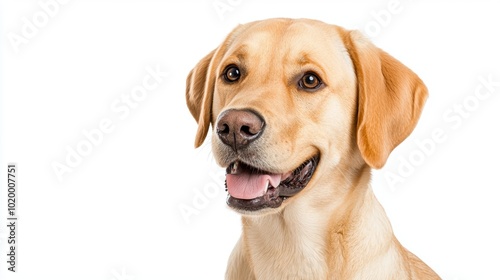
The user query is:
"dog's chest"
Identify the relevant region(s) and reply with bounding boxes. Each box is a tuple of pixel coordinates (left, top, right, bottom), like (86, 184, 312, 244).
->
(249, 237, 327, 279)
(245, 215, 329, 279)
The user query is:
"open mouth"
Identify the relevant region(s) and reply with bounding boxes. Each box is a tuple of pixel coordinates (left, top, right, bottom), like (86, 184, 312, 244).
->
(225, 155, 319, 212)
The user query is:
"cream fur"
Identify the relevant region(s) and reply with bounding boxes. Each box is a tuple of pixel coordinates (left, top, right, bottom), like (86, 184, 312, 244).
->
(185, 18, 440, 280)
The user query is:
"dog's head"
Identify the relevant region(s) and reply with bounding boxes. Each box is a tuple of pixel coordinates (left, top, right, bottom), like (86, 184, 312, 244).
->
(186, 18, 427, 215)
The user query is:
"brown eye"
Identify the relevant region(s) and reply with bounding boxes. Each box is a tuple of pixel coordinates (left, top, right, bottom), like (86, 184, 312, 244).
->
(223, 65, 241, 83)
(299, 72, 322, 90)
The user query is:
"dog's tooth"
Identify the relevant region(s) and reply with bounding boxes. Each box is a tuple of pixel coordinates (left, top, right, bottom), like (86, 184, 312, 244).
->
(231, 161, 238, 174)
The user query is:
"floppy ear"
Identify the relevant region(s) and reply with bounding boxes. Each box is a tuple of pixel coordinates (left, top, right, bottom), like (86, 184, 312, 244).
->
(186, 50, 217, 148)
(186, 24, 252, 148)
(343, 30, 428, 169)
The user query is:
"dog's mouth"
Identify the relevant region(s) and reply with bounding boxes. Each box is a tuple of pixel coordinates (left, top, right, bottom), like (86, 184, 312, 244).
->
(225, 155, 319, 212)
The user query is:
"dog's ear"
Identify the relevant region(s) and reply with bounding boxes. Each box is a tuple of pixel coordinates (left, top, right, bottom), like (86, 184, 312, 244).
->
(343, 30, 428, 169)
(186, 24, 252, 148)
(186, 49, 218, 148)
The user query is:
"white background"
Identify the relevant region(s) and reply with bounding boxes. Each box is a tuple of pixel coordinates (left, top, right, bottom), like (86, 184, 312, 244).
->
(1, 0, 499, 279)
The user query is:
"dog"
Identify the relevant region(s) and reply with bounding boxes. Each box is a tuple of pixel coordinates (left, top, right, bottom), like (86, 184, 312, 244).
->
(186, 18, 440, 280)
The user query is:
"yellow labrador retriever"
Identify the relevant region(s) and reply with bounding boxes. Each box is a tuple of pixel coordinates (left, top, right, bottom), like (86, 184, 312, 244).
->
(186, 18, 440, 280)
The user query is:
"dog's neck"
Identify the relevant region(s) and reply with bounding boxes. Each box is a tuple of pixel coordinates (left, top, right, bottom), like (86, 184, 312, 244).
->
(240, 163, 398, 279)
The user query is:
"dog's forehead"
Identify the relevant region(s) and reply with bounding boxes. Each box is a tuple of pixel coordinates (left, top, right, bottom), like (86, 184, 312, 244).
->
(224, 19, 346, 61)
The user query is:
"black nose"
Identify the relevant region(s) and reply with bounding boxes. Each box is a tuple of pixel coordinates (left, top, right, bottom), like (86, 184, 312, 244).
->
(216, 109, 265, 151)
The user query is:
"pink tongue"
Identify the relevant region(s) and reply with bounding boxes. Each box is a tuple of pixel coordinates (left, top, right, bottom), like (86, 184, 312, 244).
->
(226, 173, 282, 200)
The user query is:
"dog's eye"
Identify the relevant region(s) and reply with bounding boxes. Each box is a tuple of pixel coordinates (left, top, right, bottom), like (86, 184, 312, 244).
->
(223, 65, 241, 83)
(299, 73, 322, 90)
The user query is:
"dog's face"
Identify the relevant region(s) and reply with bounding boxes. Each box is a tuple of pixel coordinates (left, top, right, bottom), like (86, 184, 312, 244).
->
(186, 18, 427, 216)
